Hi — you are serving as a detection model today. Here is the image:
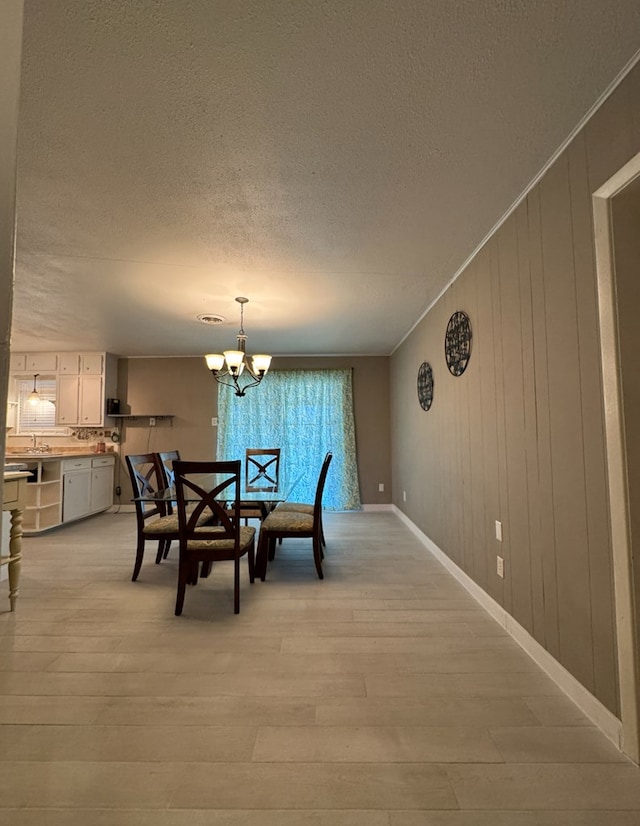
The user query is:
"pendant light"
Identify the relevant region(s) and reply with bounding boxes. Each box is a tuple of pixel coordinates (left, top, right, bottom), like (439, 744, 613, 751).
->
(27, 374, 40, 406)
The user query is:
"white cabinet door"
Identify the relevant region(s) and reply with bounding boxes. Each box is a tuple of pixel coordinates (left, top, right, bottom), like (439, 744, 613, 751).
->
(81, 354, 103, 375)
(58, 353, 81, 374)
(79, 376, 103, 425)
(56, 376, 80, 425)
(26, 353, 58, 372)
(90, 465, 113, 512)
(57, 376, 104, 425)
(9, 353, 26, 372)
(63, 470, 92, 522)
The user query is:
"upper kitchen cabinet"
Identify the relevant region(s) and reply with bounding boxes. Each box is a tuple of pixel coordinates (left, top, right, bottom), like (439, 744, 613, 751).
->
(10, 351, 118, 428)
(55, 353, 117, 426)
(58, 353, 81, 374)
(57, 374, 103, 426)
(10, 353, 58, 372)
(58, 353, 104, 375)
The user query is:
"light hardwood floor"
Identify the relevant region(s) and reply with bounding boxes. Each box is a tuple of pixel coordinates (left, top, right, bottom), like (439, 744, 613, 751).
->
(1, 510, 640, 824)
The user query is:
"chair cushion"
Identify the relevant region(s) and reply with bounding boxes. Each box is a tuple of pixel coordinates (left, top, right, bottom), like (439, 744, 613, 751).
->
(144, 514, 180, 534)
(144, 508, 213, 535)
(186, 525, 256, 551)
(261, 510, 313, 532)
(239, 507, 264, 519)
(276, 502, 314, 515)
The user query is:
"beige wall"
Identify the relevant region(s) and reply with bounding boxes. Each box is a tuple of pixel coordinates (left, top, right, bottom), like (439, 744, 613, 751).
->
(116, 355, 390, 506)
(391, 62, 640, 717)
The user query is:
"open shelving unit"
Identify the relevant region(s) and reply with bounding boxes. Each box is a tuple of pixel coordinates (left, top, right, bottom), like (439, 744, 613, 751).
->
(23, 459, 62, 533)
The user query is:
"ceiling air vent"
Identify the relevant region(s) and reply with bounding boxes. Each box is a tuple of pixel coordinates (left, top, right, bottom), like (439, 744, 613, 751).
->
(196, 313, 227, 325)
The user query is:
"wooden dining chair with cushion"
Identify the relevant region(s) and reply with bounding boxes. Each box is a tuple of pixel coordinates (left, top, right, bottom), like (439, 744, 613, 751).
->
(125, 452, 181, 581)
(239, 447, 281, 523)
(173, 460, 256, 615)
(275, 450, 331, 548)
(256, 452, 332, 581)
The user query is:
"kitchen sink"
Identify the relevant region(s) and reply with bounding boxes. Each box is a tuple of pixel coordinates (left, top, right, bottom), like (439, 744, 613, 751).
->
(4, 463, 28, 472)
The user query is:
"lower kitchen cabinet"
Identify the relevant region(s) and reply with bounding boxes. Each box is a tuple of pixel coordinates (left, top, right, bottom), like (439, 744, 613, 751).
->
(63, 467, 92, 522)
(16, 455, 115, 534)
(90, 460, 115, 512)
(62, 456, 115, 524)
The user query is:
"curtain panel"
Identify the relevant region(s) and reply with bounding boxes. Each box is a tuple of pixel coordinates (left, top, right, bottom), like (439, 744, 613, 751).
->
(217, 368, 361, 511)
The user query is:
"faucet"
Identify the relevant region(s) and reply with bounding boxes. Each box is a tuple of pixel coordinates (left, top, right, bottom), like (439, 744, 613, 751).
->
(32, 433, 37, 449)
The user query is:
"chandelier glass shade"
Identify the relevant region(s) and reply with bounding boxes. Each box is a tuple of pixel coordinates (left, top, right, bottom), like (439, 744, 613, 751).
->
(205, 297, 272, 397)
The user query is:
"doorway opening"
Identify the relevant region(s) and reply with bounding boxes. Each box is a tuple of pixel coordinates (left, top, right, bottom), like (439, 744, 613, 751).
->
(593, 151, 640, 763)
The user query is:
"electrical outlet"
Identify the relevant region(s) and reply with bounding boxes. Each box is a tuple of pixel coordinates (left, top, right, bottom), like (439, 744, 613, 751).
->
(211, 417, 218, 426)
(149, 417, 156, 426)
(115, 485, 121, 496)
(378, 482, 384, 492)
(403, 490, 407, 502)
(495, 520, 503, 541)
(497, 555, 504, 578)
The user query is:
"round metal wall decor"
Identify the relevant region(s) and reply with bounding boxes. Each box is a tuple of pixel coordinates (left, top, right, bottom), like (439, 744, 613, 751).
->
(417, 361, 434, 411)
(444, 310, 472, 376)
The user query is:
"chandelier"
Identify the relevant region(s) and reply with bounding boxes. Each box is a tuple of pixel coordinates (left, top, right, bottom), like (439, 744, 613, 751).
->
(204, 297, 272, 397)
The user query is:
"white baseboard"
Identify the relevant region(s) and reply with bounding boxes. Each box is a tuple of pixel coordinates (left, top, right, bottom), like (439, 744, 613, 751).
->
(362, 504, 394, 511)
(392, 505, 623, 750)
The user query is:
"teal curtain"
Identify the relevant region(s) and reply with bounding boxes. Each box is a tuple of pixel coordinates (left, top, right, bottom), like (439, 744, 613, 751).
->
(217, 369, 361, 511)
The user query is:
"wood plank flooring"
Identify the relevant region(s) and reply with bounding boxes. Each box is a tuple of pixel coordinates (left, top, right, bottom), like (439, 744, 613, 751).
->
(1, 510, 639, 824)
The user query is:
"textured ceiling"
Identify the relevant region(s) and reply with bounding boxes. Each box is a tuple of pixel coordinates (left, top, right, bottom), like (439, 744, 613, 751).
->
(11, 0, 640, 357)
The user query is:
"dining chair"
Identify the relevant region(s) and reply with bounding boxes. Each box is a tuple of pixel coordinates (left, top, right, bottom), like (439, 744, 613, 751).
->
(256, 452, 332, 581)
(125, 452, 181, 581)
(239, 447, 281, 523)
(173, 460, 256, 615)
(275, 450, 331, 548)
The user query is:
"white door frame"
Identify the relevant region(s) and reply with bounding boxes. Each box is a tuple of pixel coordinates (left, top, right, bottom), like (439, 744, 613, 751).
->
(593, 151, 640, 763)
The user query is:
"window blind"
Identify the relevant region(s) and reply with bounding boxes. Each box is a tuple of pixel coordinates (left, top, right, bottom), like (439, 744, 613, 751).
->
(17, 378, 58, 432)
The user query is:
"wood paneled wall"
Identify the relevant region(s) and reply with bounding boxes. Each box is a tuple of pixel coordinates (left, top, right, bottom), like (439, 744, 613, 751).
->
(391, 61, 640, 715)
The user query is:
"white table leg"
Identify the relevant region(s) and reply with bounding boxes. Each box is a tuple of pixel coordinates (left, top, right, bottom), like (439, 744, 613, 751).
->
(8, 506, 22, 611)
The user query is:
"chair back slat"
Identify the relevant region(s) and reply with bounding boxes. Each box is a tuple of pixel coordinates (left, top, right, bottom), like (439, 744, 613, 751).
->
(125, 453, 166, 528)
(157, 450, 181, 514)
(245, 448, 281, 493)
(313, 452, 333, 529)
(157, 450, 180, 488)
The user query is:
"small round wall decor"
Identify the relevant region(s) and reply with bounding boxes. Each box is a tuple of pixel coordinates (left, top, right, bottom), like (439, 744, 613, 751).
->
(417, 361, 434, 411)
(444, 310, 472, 376)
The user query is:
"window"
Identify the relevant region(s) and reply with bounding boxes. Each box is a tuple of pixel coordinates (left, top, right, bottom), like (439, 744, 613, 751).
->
(16, 377, 59, 433)
(217, 369, 361, 510)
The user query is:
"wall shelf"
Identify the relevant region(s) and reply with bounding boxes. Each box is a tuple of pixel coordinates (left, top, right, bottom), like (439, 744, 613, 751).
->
(110, 414, 174, 419)
(110, 414, 174, 428)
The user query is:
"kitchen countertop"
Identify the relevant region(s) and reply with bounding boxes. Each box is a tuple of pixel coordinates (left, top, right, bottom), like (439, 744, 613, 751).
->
(6, 452, 116, 460)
